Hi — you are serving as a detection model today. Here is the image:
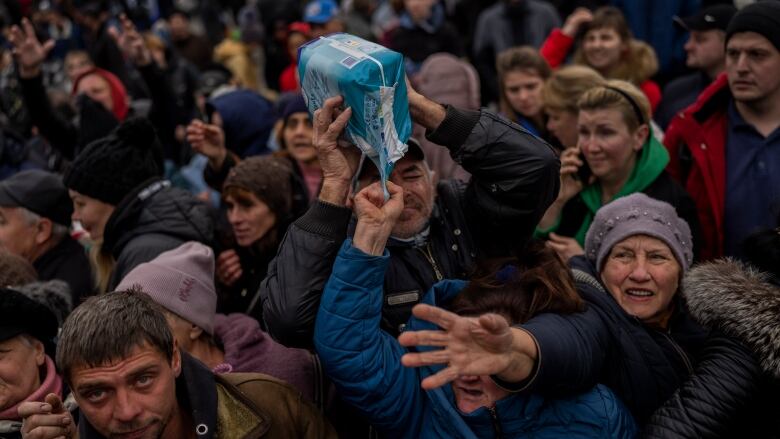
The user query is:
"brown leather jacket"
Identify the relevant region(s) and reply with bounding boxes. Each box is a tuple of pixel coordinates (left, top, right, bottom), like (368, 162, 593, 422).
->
(215, 373, 337, 439)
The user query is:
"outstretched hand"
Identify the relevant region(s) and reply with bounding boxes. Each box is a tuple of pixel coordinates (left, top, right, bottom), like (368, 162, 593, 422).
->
(352, 181, 404, 256)
(109, 14, 152, 66)
(8, 18, 55, 78)
(398, 304, 537, 389)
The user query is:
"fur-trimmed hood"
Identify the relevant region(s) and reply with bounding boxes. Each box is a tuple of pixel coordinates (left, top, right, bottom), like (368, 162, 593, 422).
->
(682, 258, 780, 379)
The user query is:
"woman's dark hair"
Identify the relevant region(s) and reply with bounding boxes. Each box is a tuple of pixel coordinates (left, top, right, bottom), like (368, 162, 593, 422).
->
(448, 241, 584, 325)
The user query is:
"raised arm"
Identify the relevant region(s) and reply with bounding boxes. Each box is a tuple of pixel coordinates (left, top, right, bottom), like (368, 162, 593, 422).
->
(314, 182, 425, 437)
(260, 91, 445, 347)
(10, 18, 79, 158)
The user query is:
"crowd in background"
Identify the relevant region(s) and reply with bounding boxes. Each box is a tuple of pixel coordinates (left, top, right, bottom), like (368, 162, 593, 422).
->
(0, 0, 779, 438)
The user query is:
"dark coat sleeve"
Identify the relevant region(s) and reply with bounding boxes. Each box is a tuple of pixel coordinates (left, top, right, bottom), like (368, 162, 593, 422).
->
(642, 333, 761, 439)
(514, 303, 611, 395)
(137, 63, 180, 162)
(19, 74, 79, 159)
(258, 201, 354, 347)
(428, 106, 560, 256)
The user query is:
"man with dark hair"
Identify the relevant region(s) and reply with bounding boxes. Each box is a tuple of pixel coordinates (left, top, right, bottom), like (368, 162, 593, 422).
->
(655, 4, 737, 129)
(18, 291, 336, 439)
(664, 2, 780, 260)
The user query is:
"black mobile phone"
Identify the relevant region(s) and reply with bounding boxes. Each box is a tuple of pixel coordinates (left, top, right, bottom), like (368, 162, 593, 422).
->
(577, 151, 592, 183)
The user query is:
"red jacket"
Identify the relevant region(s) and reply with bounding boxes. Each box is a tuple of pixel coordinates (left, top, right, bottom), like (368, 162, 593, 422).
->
(663, 73, 730, 260)
(540, 29, 661, 113)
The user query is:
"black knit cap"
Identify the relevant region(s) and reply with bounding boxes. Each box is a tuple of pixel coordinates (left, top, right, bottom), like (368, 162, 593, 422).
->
(0, 288, 58, 351)
(63, 117, 165, 206)
(726, 1, 780, 52)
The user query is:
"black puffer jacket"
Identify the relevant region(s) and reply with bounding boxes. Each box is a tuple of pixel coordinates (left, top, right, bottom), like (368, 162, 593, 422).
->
(259, 105, 561, 348)
(644, 259, 779, 438)
(102, 178, 215, 290)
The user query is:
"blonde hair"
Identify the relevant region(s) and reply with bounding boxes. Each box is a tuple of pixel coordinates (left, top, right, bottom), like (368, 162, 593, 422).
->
(542, 65, 605, 114)
(572, 6, 658, 85)
(90, 241, 116, 293)
(577, 79, 650, 131)
(496, 46, 551, 118)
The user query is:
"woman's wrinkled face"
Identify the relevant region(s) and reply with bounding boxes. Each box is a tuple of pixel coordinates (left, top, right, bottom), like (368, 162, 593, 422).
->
(69, 190, 115, 241)
(224, 190, 277, 247)
(545, 108, 579, 148)
(577, 108, 644, 184)
(583, 27, 625, 72)
(451, 374, 511, 414)
(284, 112, 316, 163)
(503, 70, 545, 119)
(600, 235, 681, 325)
(0, 335, 45, 411)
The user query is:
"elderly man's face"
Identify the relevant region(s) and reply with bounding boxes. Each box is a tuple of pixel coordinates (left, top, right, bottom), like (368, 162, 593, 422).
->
(0, 206, 42, 262)
(70, 343, 181, 439)
(0, 335, 45, 411)
(359, 156, 435, 239)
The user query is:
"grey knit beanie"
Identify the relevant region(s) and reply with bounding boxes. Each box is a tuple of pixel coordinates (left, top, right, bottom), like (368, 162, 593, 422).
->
(585, 193, 693, 272)
(115, 241, 217, 334)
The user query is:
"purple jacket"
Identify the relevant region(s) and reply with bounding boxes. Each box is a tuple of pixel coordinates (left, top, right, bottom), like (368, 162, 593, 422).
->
(214, 313, 317, 403)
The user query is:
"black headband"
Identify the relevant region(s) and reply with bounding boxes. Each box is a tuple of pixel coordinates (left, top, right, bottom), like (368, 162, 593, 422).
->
(604, 85, 646, 125)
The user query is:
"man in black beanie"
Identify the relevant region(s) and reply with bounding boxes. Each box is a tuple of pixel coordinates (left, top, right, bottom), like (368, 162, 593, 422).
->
(63, 117, 214, 291)
(664, 1, 780, 261)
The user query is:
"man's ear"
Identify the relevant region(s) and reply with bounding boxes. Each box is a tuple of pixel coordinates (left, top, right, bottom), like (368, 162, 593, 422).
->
(171, 340, 182, 377)
(35, 218, 54, 245)
(188, 324, 203, 341)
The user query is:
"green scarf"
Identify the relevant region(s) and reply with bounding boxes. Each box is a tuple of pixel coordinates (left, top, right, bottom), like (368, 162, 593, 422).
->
(572, 132, 670, 245)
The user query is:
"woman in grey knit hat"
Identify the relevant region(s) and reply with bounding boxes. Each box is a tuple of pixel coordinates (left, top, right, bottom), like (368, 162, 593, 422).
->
(400, 192, 760, 435)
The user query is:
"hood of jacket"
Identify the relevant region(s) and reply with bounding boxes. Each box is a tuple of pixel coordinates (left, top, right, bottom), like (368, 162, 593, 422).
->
(102, 179, 214, 259)
(683, 258, 780, 379)
(206, 89, 275, 158)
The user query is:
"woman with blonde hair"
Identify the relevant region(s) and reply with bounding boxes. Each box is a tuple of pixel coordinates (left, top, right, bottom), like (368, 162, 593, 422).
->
(536, 80, 699, 262)
(540, 6, 662, 113)
(542, 65, 604, 149)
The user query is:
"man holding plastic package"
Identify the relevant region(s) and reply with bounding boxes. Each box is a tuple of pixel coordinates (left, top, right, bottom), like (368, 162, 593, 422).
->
(259, 83, 561, 348)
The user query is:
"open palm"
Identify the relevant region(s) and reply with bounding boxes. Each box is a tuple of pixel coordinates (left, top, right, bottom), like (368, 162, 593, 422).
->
(8, 18, 55, 78)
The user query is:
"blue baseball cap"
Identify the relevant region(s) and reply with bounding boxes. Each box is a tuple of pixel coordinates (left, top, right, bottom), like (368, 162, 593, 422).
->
(304, 0, 340, 24)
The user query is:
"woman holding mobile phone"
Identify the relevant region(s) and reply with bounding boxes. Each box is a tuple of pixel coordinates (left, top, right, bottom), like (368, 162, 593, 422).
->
(536, 80, 700, 262)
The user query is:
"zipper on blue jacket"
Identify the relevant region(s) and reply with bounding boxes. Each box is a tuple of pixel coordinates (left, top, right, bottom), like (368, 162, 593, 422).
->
(487, 405, 503, 439)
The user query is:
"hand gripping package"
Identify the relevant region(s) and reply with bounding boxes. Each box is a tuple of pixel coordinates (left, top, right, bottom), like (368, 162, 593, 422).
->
(298, 33, 412, 196)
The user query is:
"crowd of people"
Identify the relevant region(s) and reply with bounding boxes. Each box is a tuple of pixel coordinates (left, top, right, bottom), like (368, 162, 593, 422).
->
(0, 0, 779, 438)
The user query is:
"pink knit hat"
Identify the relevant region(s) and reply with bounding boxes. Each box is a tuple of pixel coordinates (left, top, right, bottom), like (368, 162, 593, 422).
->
(116, 241, 217, 334)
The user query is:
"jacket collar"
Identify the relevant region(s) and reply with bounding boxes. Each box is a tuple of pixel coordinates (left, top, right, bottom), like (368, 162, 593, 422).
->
(685, 73, 732, 125)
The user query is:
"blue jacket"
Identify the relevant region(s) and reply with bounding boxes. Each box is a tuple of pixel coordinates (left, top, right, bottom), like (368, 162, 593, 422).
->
(315, 240, 637, 438)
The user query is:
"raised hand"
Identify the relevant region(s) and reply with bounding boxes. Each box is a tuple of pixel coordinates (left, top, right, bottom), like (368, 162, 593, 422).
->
(19, 393, 75, 439)
(352, 181, 404, 256)
(561, 7, 594, 38)
(8, 18, 55, 78)
(313, 96, 362, 206)
(186, 119, 227, 168)
(398, 304, 537, 389)
(108, 14, 152, 66)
